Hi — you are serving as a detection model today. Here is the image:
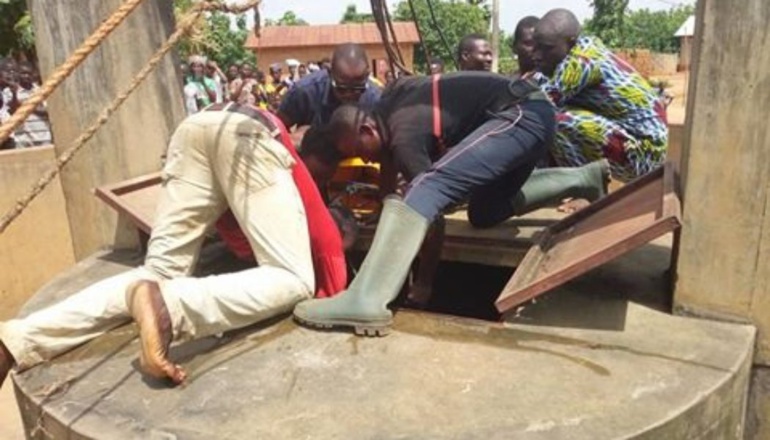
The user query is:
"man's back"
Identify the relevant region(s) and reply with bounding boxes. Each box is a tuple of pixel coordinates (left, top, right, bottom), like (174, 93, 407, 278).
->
(543, 36, 667, 143)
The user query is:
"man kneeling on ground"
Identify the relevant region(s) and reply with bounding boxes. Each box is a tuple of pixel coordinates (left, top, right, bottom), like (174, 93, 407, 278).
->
(292, 71, 608, 335)
(0, 104, 352, 387)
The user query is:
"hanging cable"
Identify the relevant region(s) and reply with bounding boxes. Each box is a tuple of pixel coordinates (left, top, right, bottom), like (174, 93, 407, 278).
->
(425, 0, 459, 70)
(407, 0, 433, 72)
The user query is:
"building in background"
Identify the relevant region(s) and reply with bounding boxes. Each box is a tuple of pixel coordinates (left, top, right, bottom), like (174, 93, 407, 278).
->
(675, 15, 696, 71)
(244, 22, 419, 81)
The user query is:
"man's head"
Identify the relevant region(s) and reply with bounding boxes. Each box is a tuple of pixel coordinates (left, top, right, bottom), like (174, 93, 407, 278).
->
(227, 64, 240, 81)
(319, 57, 332, 71)
(241, 63, 254, 79)
(205, 60, 217, 78)
(457, 34, 493, 71)
(429, 57, 445, 74)
(327, 104, 382, 164)
(512, 16, 539, 74)
(0, 58, 19, 88)
(188, 55, 206, 79)
(17, 61, 35, 89)
(330, 43, 370, 103)
(533, 9, 581, 76)
(298, 64, 308, 77)
(269, 63, 282, 82)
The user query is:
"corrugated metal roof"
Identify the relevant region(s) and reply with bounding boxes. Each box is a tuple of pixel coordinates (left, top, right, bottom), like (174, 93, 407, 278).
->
(244, 22, 420, 49)
(674, 16, 696, 37)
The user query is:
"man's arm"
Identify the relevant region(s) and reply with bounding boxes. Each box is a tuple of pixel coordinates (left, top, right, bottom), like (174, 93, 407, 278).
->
(542, 54, 598, 107)
(277, 86, 313, 130)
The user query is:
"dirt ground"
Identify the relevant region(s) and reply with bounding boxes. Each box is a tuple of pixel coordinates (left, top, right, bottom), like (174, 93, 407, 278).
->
(1, 384, 23, 439)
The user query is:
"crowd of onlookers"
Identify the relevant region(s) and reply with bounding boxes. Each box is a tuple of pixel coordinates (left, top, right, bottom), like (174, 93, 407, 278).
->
(0, 57, 52, 150)
(181, 55, 341, 115)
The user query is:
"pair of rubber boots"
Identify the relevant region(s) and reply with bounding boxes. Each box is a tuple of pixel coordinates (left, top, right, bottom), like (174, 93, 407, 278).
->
(293, 159, 610, 336)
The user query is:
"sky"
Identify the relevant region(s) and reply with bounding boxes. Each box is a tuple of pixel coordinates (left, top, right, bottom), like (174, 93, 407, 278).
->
(251, 0, 695, 33)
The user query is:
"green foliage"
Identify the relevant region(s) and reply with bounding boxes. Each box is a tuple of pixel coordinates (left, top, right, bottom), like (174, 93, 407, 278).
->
(393, 0, 489, 71)
(585, 3, 695, 53)
(584, 0, 630, 48)
(622, 5, 695, 53)
(0, 0, 35, 57)
(340, 4, 374, 24)
(264, 11, 309, 26)
(174, 0, 255, 69)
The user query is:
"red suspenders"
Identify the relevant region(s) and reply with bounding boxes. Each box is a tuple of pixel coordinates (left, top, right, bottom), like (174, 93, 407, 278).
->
(432, 74, 447, 157)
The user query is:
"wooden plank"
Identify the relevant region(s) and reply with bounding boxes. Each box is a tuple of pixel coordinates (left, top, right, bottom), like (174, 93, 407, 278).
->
(94, 173, 162, 234)
(495, 163, 681, 314)
(96, 173, 566, 268)
(355, 209, 566, 267)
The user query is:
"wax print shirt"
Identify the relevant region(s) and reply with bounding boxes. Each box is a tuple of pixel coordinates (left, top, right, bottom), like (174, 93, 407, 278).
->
(278, 69, 381, 129)
(541, 35, 668, 146)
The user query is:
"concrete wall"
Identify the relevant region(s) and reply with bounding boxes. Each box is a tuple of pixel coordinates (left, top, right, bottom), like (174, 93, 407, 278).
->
(0, 146, 75, 320)
(674, 0, 770, 365)
(29, 0, 187, 260)
(254, 44, 415, 76)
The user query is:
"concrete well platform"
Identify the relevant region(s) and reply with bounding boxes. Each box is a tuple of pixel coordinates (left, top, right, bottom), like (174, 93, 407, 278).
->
(10, 246, 756, 440)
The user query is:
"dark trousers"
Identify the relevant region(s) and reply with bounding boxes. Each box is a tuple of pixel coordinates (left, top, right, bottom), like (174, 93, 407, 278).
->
(404, 100, 555, 224)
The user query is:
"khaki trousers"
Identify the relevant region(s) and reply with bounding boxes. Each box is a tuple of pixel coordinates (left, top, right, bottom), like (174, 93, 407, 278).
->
(1, 111, 314, 369)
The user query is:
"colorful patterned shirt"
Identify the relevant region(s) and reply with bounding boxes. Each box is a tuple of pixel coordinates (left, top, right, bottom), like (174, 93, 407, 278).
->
(542, 36, 668, 146)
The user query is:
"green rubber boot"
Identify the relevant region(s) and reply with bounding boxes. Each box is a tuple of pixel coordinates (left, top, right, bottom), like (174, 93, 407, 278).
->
(294, 196, 430, 336)
(512, 159, 610, 215)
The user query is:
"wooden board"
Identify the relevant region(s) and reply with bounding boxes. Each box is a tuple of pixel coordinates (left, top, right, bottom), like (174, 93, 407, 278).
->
(94, 173, 565, 268)
(93, 172, 162, 234)
(495, 163, 682, 314)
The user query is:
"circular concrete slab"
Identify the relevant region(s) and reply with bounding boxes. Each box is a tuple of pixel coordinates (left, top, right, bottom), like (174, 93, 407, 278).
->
(11, 250, 755, 439)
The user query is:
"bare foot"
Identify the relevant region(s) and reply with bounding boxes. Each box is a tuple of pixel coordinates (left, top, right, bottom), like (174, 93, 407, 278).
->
(126, 281, 186, 385)
(0, 340, 14, 389)
(557, 197, 591, 214)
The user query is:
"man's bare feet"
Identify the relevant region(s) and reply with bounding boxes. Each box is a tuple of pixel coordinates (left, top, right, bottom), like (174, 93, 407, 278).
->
(0, 340, 14, 389)
(126, 281, 186, 385)
(557, 197, 592, 214)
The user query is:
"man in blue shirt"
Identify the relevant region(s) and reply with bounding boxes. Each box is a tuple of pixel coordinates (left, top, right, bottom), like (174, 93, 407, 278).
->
(277, 43, 381, 131)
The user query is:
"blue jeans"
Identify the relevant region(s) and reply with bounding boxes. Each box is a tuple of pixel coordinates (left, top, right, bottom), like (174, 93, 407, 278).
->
(404, 100, 555, 223)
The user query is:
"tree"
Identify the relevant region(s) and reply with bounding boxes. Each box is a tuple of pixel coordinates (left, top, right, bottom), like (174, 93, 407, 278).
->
(264, 11, 308, 26)
(393, 0, 489, 71)
(584, 0, 630, 48)
(623, 5, 695, 53)
(173, 0, 255, 68)
(0, 0, 35, 59)
(340, 4, 374, 24)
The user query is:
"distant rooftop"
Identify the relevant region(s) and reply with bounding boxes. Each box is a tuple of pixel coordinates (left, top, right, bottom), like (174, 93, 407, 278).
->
(675, 15, 696, 37)
(244, 22, 420, 49)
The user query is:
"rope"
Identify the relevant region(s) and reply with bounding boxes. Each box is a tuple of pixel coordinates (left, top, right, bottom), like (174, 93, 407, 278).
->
(0, 0, 263, 234)
(0, 0, 148, 146)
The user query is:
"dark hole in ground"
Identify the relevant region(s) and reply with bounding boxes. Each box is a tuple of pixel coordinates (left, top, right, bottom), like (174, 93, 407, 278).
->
(412, 261, 513, 322)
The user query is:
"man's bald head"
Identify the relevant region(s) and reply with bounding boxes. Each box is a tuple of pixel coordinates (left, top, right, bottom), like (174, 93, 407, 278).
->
(331, 43, 369, 71)
(532, 8, 582, 76)
(538, 9, 581, 40)
(330, 43, 371, 103)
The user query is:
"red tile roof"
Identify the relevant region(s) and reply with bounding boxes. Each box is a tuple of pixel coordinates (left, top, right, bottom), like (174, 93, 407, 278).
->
(245, 22, 420, 49)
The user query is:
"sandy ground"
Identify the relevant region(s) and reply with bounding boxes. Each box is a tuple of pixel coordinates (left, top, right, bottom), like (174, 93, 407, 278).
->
(1, 383, 23, 439)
